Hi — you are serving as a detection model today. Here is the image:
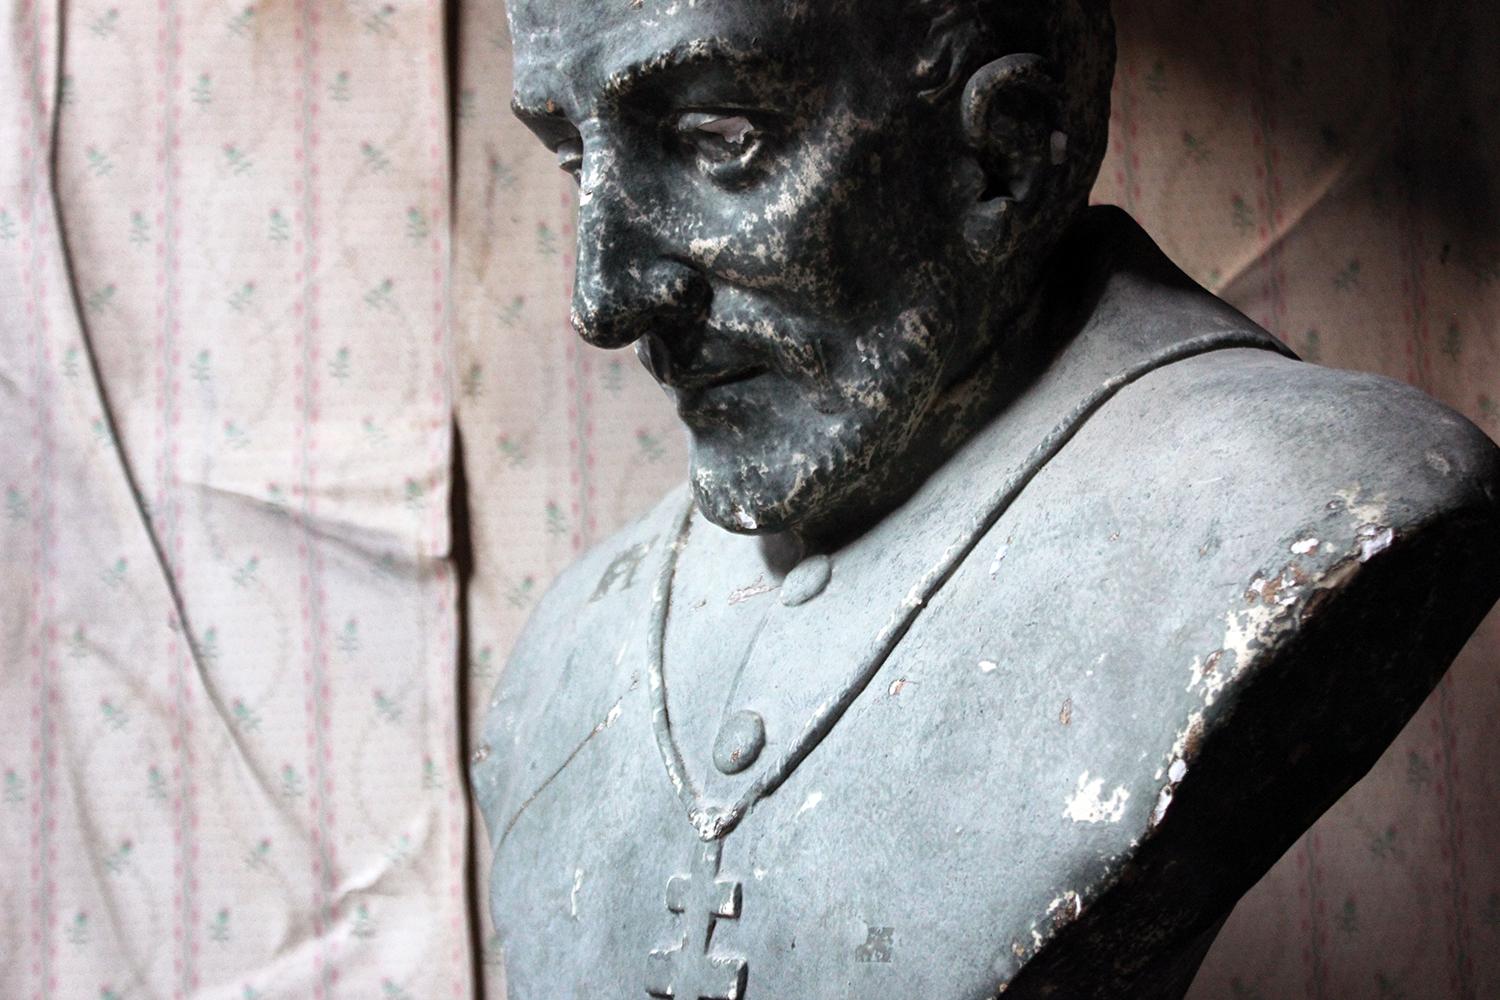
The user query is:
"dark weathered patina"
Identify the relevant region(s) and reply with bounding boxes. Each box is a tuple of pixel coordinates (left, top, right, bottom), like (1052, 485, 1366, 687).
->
(475, 3, 1500, 997)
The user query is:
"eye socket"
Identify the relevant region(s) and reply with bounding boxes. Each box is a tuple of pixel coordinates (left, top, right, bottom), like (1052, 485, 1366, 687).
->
(674, 111, 768, 179)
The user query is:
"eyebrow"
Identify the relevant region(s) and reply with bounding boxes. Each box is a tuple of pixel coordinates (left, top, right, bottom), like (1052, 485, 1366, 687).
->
(512, 36, 784, 122)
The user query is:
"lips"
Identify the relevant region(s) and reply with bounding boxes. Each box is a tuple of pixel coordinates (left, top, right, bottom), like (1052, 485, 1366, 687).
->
(636, 333, 768, 393)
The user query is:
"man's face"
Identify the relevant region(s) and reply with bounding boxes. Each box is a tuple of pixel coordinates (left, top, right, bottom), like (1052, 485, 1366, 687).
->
(509, 1, 997, 536)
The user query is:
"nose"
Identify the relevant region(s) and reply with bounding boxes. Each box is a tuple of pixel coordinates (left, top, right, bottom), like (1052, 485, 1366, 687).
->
(569, 177, 709, 350)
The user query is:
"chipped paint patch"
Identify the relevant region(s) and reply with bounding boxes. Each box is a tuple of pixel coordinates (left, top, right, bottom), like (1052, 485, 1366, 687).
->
(570, 868, 584, 918)
(888, 678, 908, 696)
(979, 659, 999, 673)
(795, 790, 824, 819)
(1063, 771, 1129, 823)
(1357, 524, 1395, 562)
(1290, 536, 1319, 555)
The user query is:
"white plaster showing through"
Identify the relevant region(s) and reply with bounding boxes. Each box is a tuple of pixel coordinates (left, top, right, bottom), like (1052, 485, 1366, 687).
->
(570, 868, 584, 918)
(1358, 524, 1395, 562)
(979, 659, 999, 673)
(795, 790, 825, 819)
(1064, 771, 1130, 824)
(1291, 536, 1320, 555)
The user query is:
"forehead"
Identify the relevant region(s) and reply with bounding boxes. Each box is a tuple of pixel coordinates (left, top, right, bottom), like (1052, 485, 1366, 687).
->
(507, 0, 866, 110)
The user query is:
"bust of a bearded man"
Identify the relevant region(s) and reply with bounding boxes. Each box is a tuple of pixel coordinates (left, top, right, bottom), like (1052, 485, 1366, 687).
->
(472, 2, 1500, 997)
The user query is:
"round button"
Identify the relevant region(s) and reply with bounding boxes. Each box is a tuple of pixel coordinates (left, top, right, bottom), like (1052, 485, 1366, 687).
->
(713, 710, 766, 775)
(780, 554, 832, 606)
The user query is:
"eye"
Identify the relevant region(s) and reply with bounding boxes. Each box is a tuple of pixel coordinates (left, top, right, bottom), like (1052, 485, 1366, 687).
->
(674, 111, 768, 177)
(555, 137, 583, 179)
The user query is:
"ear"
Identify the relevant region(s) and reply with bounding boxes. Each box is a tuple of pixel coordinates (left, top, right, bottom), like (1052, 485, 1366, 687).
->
(958, 53, 1066, 263)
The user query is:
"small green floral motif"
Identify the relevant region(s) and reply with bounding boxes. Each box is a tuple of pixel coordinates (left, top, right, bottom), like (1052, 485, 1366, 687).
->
(497, 295, 525, 328)
(498, 433, 527, 468)
(227, 281, 256, 312)
(404, 478, 426, 511)
(244, 837, 271, 870)
(1441, 321, 1462, 362)
(1478, 393, 1496, 425)
(365, 278, 395, 310)
(1406, 750, 1432, 787)
(100, 698, 129, 731)
(281, 764, 303, 798)
(1333, 258, 1362, 291)
(601, 358, 625, 393)
(232, 555, 260, 588)
(385, 833, 413, 866)
(101, 557, 128, 588)
(100, 986, 125, 1000)
(1228, 980, 1265, 1000)
(337, 618, 359, 656)
(191, 626, 219, 667)
(268, 208, 290, 243)
(364, 4, 398, 36)
(1230, 195, 1254, 235)
(406, 206, 430, 241)
(0, 209, 17, 241)
(1301, 329, 1323, 363)
(226, 5, 256, 38)
(223, 144, 254, 176)
(361, 416, 389, 446)
(329, 70, 352, 103)
(470, 645, 495, 681)
(381, 979, 412, 1000)
(87, 283, 116, 313)
(208, 908, 231, 943)
(1334, 896, 1358, 934)
(536, 222, 560, 256)
(461, 362, 484, 399)
(191, 73, 213, 106)
(490, 156, 517, 190)
(58, 75, 74, 107)
(104, 838, 133, 874)
(1181, 131, 1210, 164)
(374, 552, 399, 579)
(3, 769, 24, 803)
(505, 576, 536, 610)
(1144, 58, 1167, 95)
(190, 350, 212, 384)
(1481, 891, 1500, 928)
(129, 210, 150, 246)
(329, 346, 352, 383)
(62, 345, 81, 378)
(267, 483, 289, 508)
(67, 910, 88, 945)
(224, 421, 251, 450)
(545, 500, 568, 537)
(373, 689, 402, 724)
(68, 626, 89, 659)
(458, 88, 477, 121)
(241, 986, 265, 1000)
(482, 931, 505, 966)
(90, 9, 120, 38)
(1368, 825, 1404, 861)
(232, 699, 261, 733)
(147, 765, 168, 801)
(86, 147, 114, 177)
(422, 756, 442, 791)
(352, 902, 377, 938)
(636, 428, 665, 462)
(360, 142, 390, 173)
(6, 486, 28, 521)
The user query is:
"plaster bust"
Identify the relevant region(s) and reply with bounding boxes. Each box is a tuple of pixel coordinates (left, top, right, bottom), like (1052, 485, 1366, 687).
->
(472, 3, 1500, 998)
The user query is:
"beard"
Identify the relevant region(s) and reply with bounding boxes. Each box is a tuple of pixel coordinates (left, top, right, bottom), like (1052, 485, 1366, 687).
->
(672, 263, 964, 538)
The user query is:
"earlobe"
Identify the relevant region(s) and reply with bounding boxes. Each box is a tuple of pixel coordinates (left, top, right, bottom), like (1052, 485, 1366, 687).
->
(959, 53, 1064, 262)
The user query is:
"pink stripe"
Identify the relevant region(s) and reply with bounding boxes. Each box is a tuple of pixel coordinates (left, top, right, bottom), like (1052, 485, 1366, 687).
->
(154, 0, 198, 994)
(294, 3, 334, 995)
(19, 3, 57, 996)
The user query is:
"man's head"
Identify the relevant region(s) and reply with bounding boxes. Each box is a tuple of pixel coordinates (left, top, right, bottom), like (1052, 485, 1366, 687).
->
(508, 0, 1115, 537)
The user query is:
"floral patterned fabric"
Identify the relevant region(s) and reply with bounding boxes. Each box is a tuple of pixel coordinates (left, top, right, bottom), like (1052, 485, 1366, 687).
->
(4, 1, 1498, 998)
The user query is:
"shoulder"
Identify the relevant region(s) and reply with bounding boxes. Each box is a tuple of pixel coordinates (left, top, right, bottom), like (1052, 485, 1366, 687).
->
(1102, 348, 1500, 531)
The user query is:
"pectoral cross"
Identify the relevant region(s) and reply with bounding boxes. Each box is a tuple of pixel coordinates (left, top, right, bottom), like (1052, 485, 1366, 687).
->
(645, 838, 747, 1000)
